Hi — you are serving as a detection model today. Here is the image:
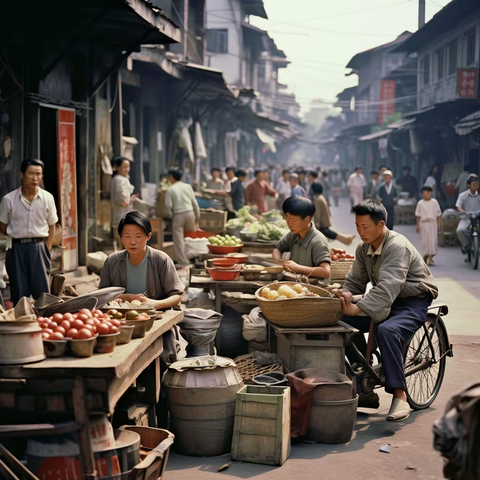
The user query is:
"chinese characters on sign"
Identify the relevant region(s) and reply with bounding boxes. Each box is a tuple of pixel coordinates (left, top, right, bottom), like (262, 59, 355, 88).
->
(457, 69, 478, 99)
(379, 80, 396, 126)
(57, 109, 78, 272)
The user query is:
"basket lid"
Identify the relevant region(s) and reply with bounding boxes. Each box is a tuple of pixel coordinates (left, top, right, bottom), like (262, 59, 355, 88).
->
(168, 355, 236, 372)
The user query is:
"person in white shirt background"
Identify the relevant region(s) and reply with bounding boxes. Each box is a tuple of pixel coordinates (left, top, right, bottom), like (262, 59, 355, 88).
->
(275, 169, 291, 209)
(347, 166, 366, 205)
(0, 159, 58, 305)
(455, 174, 480, 254)
(164, 169, 200, 266)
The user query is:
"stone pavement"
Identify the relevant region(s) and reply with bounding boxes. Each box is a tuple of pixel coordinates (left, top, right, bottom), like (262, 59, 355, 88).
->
(166, 198, 480, 480)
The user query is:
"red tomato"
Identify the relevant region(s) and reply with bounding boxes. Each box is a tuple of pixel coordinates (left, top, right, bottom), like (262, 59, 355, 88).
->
(63, 313, 74, 321)
(42, 332, 50, 339)
(72, 319, 85, 330)
(52, 313, 64, 323)
(50, 321, 58, 328)
(93, 318, 101, 325)
(37, 317, 44, 322)
(77, 313, 89, 322)
(79, 309, 93, 319)
(96, 323, 110, 335)
(84, 318, 95, 326)
(72, 313, 78, 319)
(39, 321, 49, 329)
(110, 319, 121, 328)
(43, 328, 54, 335)
(76, 328, 93, 339)
(83, 324, 95, 333)
(109, 326, 119, 334)
(50, 332, 64, 340)
(93, 312, 100, 318)
(60, 320, 71, 331)
(66, 328, 78, 338)
(54, 326, 66, 336)
(105, 321, 113, 330)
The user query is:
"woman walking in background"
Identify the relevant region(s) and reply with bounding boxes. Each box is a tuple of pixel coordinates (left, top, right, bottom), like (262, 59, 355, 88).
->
(415, 185, 442, 266)
(110, 156, 136, 249)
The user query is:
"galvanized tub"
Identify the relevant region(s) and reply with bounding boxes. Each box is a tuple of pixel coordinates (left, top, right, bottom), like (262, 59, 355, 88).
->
(164, 356, 243, 456)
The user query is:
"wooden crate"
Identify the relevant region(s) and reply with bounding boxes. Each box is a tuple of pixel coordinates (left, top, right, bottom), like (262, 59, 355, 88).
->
(232, 385, 290, 466)
(395, 205, 416, 225)
(198, 210, 228, 232)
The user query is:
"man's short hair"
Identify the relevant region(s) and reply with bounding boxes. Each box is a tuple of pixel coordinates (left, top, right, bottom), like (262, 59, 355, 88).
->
(282, 169, 290, 175)
(282, 195, 315, 219)
(226, 166, 235, 174)
(236, 169, 247, 178)
(403, 166, 411, 172)
(421, 185, 433, 193)
(371, 170, 379, 176)
(308, 170, 319, 179)
(467, 174, 479, 185)
(211, 167, 221, 174)
(254, 169, 264, 177)
(296, 169, 307, 176)
(379, 165, 387, 170)
(21, 159, 44, 173)
(168, 169, 182, 181)
(311, 182, 323, 195)
(351, 199, 387, 225)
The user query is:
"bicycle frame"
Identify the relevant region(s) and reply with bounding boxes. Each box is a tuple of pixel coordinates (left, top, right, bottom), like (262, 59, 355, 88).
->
(345, 305, 453, 395)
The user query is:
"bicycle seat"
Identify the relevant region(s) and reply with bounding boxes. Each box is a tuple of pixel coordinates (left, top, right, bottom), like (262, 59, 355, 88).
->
(429, 304, 448, 316)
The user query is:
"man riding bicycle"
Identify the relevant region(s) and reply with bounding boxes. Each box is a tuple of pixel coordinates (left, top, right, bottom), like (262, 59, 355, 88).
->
(456, 174, 480, 254)
(333, 200, 438, 422)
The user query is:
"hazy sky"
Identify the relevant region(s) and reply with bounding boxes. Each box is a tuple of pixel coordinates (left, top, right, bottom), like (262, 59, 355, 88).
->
(251, 0, 453, 114)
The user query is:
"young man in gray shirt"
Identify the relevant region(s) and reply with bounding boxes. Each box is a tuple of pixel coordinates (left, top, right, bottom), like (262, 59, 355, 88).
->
(333, 200, 438, 422)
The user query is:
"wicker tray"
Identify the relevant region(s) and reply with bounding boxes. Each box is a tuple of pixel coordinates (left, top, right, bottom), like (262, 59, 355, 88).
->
(255, 281, 342, 327)
(330, 260, 353, 281)
(234, 353, 283, 384)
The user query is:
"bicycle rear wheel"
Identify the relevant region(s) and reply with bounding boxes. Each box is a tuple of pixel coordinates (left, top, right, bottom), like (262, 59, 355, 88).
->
(404, 317, 447, 410)
(471, 236, 479, 270)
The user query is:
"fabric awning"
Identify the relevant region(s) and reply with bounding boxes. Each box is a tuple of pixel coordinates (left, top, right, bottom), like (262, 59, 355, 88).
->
(358, 129, 392, 141)
(256, 129, 277, 153)
(455, 110, 480, 136)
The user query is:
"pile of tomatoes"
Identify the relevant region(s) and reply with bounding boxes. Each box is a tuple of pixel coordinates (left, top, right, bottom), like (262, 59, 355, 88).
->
(330, 248, 355, 261)
(38, 309, 122, 341)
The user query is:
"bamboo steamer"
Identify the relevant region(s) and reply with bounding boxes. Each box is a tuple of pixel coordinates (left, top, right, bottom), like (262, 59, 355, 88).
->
(163, 356, 244, 457)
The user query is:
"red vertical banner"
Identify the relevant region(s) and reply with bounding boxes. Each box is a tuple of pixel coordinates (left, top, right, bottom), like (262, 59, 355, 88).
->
(57, 109, 78, 272)
(378, 80, 396, 126)
(457, 68, 478, 99)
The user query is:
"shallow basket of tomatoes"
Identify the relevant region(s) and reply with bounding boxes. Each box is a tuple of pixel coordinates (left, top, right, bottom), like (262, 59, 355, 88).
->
(69, 336, 98, 358)
(43, 339, 68, 358)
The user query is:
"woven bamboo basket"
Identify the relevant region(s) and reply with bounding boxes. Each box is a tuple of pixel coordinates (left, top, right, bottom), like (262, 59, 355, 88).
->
(330, 260, 353, 281)
(234, 353, 283, 384)
(255, 282, 342, 327)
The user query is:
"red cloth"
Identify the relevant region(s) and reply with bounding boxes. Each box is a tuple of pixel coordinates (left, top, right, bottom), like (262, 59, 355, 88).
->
(245, 180, 276, 214)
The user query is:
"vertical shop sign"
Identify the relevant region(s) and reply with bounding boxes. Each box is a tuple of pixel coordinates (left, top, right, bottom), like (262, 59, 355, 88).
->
(57, 109, 78, 272)
(378, 80, 396, 126)
(457, 68, 478, 99)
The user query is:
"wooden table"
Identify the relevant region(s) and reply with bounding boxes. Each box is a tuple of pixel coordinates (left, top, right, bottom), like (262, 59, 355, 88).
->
(189, 274, 269, 312)
(0, 310, 183, 479)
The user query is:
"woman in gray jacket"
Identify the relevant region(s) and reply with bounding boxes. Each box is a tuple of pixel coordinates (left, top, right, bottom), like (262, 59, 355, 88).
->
(100, 211, 184, 310)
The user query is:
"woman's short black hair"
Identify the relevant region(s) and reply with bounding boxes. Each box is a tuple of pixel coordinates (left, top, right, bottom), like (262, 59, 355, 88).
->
(308, 170, 319, 179)
(169, 169, 182, 181)
(254, 169, 264, 177)
(351, 200, 387, 225)
(211, 167, 221, 174)
(118, 210, 152, 236)
(112, 156, 130, 168)
(371, 170, 379, 176)
(21, 159, 44, 173)
(311, 182, 323, 195)
(421, 185, 433, 193)
(236, 169, 247, 178)
(282, 196, 316, 219)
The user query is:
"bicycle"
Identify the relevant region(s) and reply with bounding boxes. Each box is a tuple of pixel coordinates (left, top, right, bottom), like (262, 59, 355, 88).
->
(346, 304, 453, 410)
(465, 212, 480, 270)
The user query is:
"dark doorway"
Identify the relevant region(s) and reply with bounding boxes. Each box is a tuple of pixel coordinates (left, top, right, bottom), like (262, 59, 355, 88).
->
(39, 106, 59, 207)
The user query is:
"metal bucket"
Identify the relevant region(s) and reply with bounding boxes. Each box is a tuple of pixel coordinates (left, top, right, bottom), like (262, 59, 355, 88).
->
(0, 321, 45, 365)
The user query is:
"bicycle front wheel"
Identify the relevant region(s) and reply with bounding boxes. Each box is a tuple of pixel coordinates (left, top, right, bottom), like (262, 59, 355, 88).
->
(404, 317, 447, 410)
(471, 236, 479, 270)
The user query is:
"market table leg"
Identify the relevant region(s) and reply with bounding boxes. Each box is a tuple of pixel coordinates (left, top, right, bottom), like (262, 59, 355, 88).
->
(73, 376, 96, 479)
(145, 357, 160, 427)
(215, 284, 222, 312)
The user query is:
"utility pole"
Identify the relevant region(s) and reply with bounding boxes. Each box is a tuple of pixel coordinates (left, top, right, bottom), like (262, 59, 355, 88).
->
(418, 0, 426, 29)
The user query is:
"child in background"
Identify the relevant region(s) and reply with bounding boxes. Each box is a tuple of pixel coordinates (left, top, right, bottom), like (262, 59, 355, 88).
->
(415, 185, 442, 266)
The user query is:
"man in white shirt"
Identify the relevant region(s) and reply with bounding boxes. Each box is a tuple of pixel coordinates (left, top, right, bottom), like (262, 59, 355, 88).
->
(0, 159, 58, 304)
(275, 169, 291, 209)
(456, 174, 480, 253)
(347, 166, 367, 205)
(164, 169, 200, 266)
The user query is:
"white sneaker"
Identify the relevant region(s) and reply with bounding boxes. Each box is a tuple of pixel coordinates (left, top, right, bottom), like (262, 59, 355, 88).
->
(386, 398, 411, 422)
(0, 279, 6, 289)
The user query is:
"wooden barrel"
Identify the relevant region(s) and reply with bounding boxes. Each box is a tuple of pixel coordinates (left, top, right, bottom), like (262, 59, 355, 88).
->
(164, 356, 244, 456)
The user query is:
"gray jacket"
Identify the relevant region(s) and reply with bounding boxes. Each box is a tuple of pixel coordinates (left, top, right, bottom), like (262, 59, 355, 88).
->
(99, 246, 184, 300)
(343, 230, 438, 322)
